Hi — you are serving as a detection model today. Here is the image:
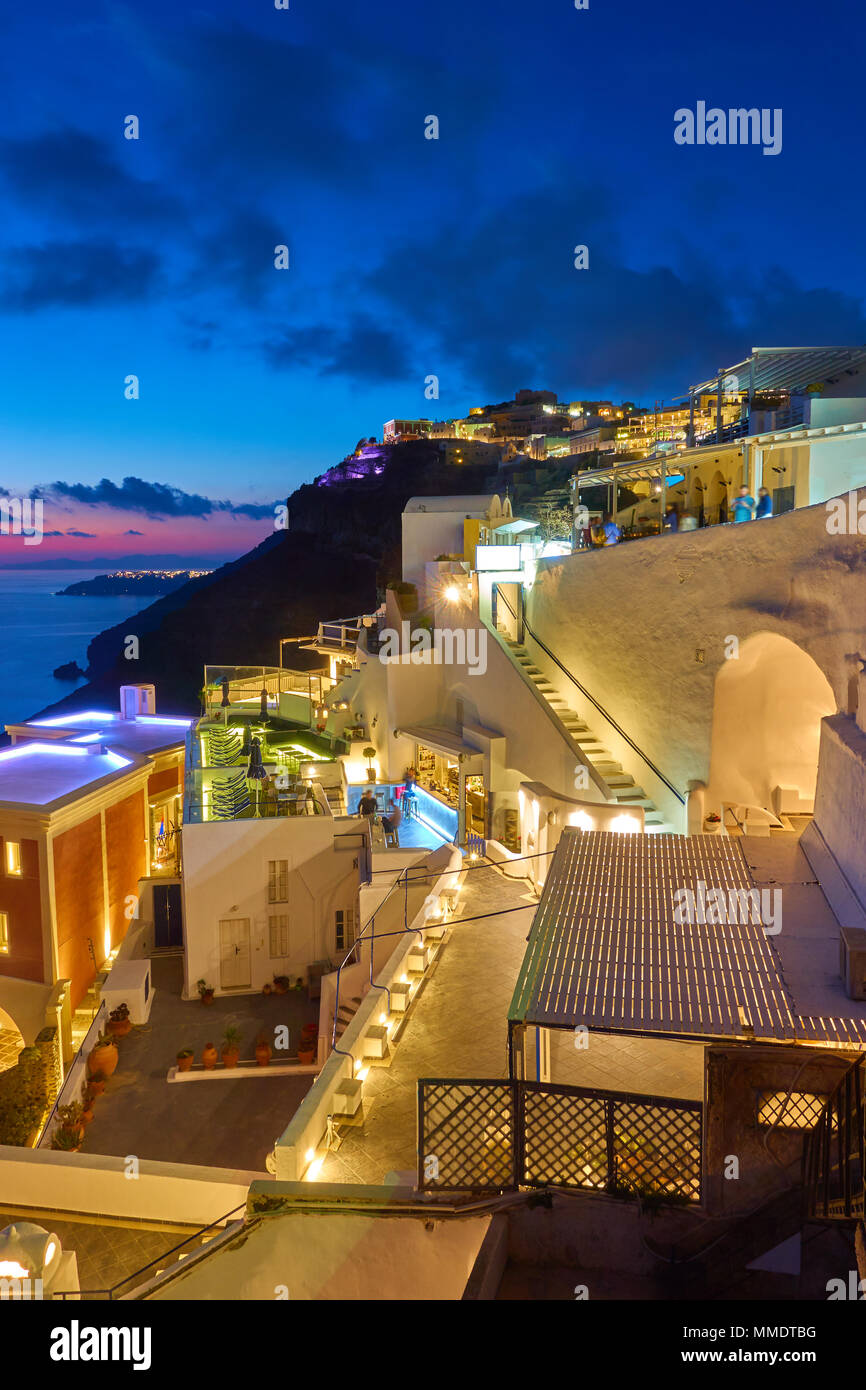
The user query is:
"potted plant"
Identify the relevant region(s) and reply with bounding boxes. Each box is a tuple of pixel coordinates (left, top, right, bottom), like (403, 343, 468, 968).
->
(108, 1002, 132, 1037)
(51, 1127, 82, 1153)
(362, 747, 377, 780)
(255, 1034, 272, 1067)
(176, 1048, 195, 1073)
(82, 1097, 95, 1124)
(202, 1041, 218, 1071)
(221, 1025, 242, 1068)
(87, 1071, 107, 1097)
(56, 1102, 85, 1144)
(88, 1032, 119, 1079)
(197, 979, 215, 1005)
(297, 1036, 316, 1065)
(262, 982, 272, 996)
(272, 975, 290, 995)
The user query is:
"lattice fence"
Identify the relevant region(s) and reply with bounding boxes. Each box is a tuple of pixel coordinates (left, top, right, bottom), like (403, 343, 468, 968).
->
(418, 1078, 702, 1201)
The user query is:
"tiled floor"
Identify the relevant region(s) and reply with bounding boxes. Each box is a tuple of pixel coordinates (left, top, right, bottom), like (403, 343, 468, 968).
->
(550, 1029, 705, 1101)
(82, 956, 318, 1171)
(318, 862, 538, 1185)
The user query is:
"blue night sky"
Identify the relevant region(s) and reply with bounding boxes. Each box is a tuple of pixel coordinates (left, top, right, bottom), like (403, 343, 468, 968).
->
(1, 0, 864, 563)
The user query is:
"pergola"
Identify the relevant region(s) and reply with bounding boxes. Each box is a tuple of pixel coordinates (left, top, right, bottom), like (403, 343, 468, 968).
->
(508, 828, 866, 1081)
(573, 457, 684, 519)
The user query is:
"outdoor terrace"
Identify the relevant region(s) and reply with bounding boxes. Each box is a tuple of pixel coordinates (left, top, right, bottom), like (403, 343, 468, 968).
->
(184, 713, 340, 823)
(77, 957, 319, 1172)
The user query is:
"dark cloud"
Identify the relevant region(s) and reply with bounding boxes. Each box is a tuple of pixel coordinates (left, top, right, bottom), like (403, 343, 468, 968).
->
(66, 528, 97, 538)
(124, 529, 144, 535)
(0, 129, 183, 227)
(1, 241, 161, 310)
(48, 476, 276, 522)
(263, 314, 412, 383)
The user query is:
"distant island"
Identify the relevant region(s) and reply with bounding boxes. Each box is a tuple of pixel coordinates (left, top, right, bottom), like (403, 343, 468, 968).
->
(56, 569, 212, 597)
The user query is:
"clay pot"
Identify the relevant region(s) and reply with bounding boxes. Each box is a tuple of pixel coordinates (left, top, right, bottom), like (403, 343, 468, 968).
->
(82, 1104, 95, 1124)
(88, 1077, 106, 1097)
(176, 1052, 194, 1073)
(202, 1042, 218, 1070)
(297, 1045, 315, 1065)
(201, 990, 215, 1006)
(262, 983, 272, 996)
(273, 980, 288, 995)
(221, 1047, 240, 1069)
(255, 1042, 271, 1067)
(108, 1017, 132, 1037)
(89, 1039, 119, 1078)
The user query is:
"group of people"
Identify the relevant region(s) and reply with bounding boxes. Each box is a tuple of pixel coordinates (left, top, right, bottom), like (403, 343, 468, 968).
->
(357, 774, 419, 841)
(730, 485, 773, 523)
(581, 483, 774, 546)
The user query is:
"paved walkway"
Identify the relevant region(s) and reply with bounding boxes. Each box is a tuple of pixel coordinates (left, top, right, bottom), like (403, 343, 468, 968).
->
(317, 859, 706, 1186)
(319, 863, 538, 1185)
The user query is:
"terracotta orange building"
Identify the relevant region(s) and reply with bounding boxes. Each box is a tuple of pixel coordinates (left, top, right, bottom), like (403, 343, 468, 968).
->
(0, 689, 192, 1011)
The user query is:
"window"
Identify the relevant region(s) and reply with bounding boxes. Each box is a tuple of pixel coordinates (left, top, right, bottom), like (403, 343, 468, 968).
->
(4, 841, 21, 876)
(757, 1091, 827, 1130)
(335, 907, 355, 953)
(269, 914, 289, 958)
(268, 860, 288, 903)
(0, 912, 8, 954)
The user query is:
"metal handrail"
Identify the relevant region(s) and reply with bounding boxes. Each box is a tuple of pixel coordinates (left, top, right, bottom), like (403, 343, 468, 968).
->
(495, 585, 684, 806)
(52, 1201, 247, 1300)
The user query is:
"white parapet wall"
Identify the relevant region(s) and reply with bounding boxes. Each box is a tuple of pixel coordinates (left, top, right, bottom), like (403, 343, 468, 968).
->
(273, 846, 464, 1182)
(0, 1146, 263, 1227)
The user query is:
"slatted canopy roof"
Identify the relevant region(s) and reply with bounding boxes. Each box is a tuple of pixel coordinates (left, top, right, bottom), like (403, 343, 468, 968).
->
(509, 830, 866, 1047)
(689, 345, 866, 397)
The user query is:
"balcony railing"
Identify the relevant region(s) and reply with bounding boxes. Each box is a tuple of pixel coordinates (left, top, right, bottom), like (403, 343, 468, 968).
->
(203, 665, 335, 711)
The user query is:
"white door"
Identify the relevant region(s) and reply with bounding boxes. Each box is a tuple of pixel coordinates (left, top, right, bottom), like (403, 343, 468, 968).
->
(219, 918, 251, 989)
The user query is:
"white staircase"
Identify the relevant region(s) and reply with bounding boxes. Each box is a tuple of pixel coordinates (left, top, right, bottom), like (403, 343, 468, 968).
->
(334, 994, 363, 1042)
(504, 638, 675, 833)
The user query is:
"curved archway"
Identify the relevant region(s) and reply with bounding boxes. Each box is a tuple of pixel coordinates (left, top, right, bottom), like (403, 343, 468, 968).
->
(0, 1004, 25, 1074)
(707, 633, 835, 811)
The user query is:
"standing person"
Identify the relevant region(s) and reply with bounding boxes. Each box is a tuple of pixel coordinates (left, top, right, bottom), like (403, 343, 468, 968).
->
(664, 502, 679, 533)
(402, 768, 418, 820)
(602, 513, 622, 545)
(756, 486, 773, 519)
(358, 788, 378, 819)
(731, 485, 755, 523)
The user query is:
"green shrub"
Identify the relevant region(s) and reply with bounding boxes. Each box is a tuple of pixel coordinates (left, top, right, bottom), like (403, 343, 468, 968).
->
(0, 1045, 49, 1147)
